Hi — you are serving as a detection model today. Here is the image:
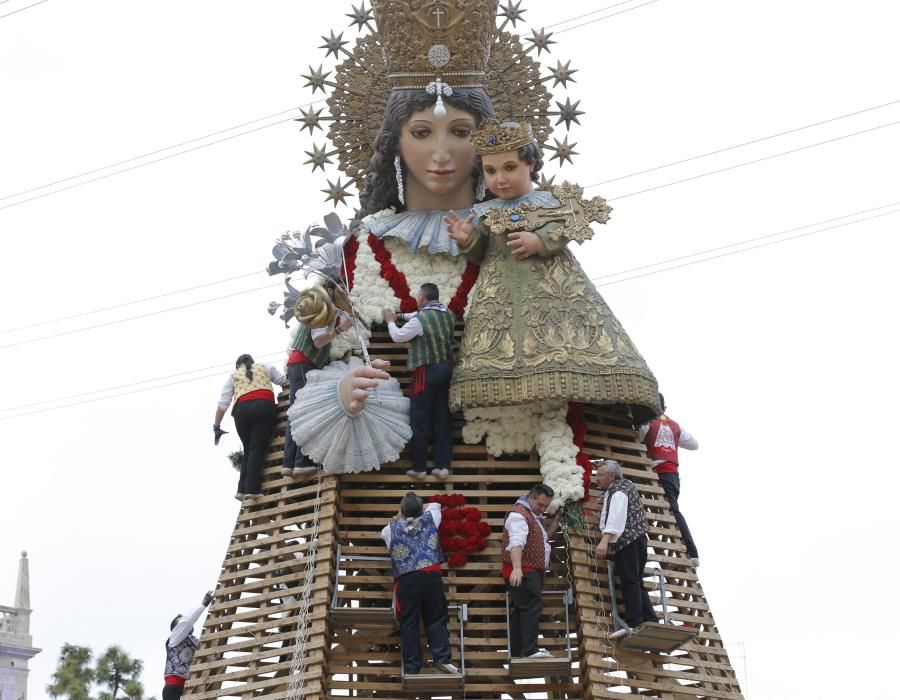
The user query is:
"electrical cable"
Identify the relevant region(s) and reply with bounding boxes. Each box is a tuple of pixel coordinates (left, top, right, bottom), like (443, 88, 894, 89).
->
(597, 119, 900, 201)
(592, 207, 899, 288)
(590, 98, 900, 189)
(0, 283, 282, 350)
(0, 0, 49, 21)
(0, 270, 264, 335)
(554, 0, 661, 34)
(544, 0, 647, 29)
(590, 201, 900, 282)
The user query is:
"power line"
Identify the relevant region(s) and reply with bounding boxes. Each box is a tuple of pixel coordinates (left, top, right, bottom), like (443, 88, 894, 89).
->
(0, 351, 284, 414)
(555, 0, 661, 34)
(0, 115, 302, 212)
(590, 201, 900, 281)
(0, 270, 264, 335)
(2, 202, 895, 421)
(0, 0, 49, 21)
(0, 283, 281, 350)
(596, 119, 900, 201)
(0, 107, 308, 203)
(592, 207, 900, 287)
(591, 98, 900, 189)
(545, 0, 646, 29)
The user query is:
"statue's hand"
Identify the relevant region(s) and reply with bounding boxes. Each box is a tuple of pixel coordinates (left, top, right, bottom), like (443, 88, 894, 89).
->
(444, 210, 476, 248)
(507, 230, 545, 260)
(339, 361, 391, 415)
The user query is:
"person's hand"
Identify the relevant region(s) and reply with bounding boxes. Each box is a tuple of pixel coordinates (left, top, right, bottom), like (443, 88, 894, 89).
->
(444, 210, 476, 248)
(213, 424, 228, 445)
(337, 316, 353, 333)
(507, 230, 545, 260)
(202, 590, 214, 607)
(508, 567, 523, 587)
(338, 360, 391, 415)
(382, 308, 397, 324)
(595, 541, 609, 560)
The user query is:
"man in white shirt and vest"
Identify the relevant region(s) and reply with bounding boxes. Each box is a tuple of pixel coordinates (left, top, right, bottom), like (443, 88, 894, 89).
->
(381, 492, 457, 676)
(502, 483, 561, 658)
(162, 590, 213, 699)
(639, 393, 700, 565)
(383, 283, 456, 481)
(594, 459, 658, 639)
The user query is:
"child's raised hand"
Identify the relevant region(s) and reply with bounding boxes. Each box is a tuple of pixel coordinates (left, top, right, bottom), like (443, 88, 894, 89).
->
(444, 210, 476, 248)
(507, 230, 545, 260)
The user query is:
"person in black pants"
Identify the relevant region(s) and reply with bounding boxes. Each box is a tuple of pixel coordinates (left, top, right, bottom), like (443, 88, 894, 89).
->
(381, 492, 457, 675)
(214, 354, 288, 503)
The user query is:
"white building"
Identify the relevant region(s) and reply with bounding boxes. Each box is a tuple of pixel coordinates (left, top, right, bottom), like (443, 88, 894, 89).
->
(0, 553, 40, 700)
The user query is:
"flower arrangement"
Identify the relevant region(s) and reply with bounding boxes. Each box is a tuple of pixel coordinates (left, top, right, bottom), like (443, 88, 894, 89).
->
(429, 493, 490, 568)
(228, 450, 243, 471)
(565, 402, 594, 502)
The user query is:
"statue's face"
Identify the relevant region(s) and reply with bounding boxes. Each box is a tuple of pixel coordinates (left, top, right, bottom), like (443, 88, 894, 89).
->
(397, 103, 476, 207)
(480, 151, 534, 200)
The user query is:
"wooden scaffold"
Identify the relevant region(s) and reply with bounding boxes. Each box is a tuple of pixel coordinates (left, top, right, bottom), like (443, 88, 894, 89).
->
(185, 327, 744, 699)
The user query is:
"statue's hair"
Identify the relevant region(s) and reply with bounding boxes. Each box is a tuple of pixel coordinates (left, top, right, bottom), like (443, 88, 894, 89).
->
(357, 88, 497, 217)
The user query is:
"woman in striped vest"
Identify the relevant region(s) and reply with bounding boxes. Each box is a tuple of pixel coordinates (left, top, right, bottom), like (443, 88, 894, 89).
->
(214, 354, 288, 502)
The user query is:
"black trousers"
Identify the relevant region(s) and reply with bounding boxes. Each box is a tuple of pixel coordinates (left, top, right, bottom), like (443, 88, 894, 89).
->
(283, 362, 315, 470)
(409, 361, 453, 473)
(658, 471, 699, 559)
(161, 684, 183, 700)
(397, 570, 451, 673)
(233, 398, 277, 494)
(613, 536, 658, 629)
(507, 571, 543, 657)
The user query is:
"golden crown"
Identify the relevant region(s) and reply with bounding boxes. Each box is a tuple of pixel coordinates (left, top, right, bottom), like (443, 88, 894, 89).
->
(371, 0, 497, 89)
(471, 119, 535, 155)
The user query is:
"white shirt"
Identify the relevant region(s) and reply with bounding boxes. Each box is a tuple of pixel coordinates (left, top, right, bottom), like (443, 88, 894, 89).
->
(217, 363, 287, 411)
(380, 502, 442, 548)
(638, 420, 699, 468)
(598, 491, 629, 542)
(167, 604, 205, 647)
(504, 507, 551, 568)
(387, 312, 423, 343)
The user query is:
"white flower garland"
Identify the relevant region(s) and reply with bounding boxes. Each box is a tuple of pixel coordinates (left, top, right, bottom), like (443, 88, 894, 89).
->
(462, 401, 584, 511)
(382, 238, 470, 314)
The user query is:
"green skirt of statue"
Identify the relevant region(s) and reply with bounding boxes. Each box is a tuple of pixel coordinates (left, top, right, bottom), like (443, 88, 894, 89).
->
(448, 229, 660, 424)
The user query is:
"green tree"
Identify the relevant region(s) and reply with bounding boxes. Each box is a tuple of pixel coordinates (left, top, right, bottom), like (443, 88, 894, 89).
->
(94, 645, 145, 700)
(46, 643, 94, 700)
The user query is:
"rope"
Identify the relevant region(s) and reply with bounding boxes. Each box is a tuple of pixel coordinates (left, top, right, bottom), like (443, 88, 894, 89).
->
(286, 471, 324, 699)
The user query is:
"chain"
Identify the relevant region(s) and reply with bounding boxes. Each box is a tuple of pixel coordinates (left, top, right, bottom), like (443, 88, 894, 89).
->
(286, 471, 323, 699)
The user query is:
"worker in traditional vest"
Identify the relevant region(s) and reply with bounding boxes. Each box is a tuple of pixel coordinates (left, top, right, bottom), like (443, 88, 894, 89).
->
(383, 282, 456, 480)
(594, 459, 658, 639)
(380, 492, 458, 676)
(214, 354, 288, 502)
(638, 393, 700, 565)
(502, 483, 561, 658)
(162, 590, 214, 699)
(283, 299, 352, 476)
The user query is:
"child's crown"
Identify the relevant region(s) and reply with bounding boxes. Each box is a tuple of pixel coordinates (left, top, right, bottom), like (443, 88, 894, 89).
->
(471, 119, 536, 155)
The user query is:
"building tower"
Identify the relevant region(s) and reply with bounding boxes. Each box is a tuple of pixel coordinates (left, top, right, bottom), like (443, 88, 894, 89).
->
(0, 553, 40, 700)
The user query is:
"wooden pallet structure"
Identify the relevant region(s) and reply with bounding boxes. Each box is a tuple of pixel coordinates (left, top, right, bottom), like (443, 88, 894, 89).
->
(185, 326, 744, 699)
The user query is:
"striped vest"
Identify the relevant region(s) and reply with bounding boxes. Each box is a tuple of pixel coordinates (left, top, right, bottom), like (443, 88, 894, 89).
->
(389, 512, 445, 576)
(231, 363, 274, 400)
(291, 325, 332, 368)
(407, 306, 455, 370)
(603, 478, 650, 554)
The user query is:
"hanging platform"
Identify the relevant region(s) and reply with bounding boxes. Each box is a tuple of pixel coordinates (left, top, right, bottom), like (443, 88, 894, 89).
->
(506, 589, 575, 678)
(400, 604, 467, 693)
(616, 621, 699, 654)
(329, 544, 395, 628)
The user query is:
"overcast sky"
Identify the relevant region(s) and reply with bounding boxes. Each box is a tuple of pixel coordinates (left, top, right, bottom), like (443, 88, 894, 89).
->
(1, 1, 898, 698)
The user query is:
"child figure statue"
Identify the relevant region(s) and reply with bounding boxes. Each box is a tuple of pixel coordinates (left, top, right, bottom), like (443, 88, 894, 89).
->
(445, 120, 659, 423)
